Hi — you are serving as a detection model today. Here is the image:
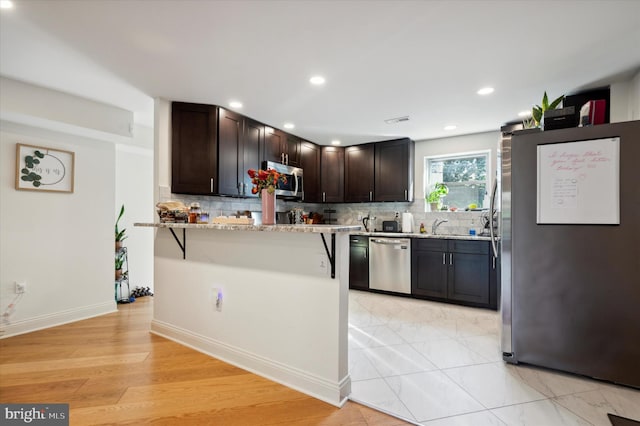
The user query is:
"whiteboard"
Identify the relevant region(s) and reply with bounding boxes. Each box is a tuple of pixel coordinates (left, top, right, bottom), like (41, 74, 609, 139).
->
(537, 137, 619, 224)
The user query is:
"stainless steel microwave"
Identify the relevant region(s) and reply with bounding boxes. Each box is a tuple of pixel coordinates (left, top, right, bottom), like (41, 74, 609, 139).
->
(263, 161, 304, 200)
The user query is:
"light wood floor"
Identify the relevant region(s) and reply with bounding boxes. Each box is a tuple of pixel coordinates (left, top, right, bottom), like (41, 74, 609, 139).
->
(0, 296, 410, 425)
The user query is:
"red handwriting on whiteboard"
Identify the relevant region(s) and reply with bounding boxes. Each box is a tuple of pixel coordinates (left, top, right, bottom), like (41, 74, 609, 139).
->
(547, 149, 611, 172)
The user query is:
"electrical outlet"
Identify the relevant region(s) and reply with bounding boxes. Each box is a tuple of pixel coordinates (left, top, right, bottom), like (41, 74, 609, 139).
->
(15, 282, 26, 294)
(211, 287, 223, 311)
(316, 254, 328, 274)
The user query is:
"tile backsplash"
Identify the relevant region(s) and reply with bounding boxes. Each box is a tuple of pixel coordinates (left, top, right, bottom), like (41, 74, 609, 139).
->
(159, 187, 492, 236)
(332, 202, 490, 236)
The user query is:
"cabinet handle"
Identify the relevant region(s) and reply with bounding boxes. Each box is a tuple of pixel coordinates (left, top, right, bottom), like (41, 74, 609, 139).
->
(404, 189, 408, 200)
(442, 253, 446, 265)
(492, 256, 496, 269)
(449, 253, 453, 265)
(210, 178, 214, 193)
(322, 192, 326, 202)
(369, 191, 373, 201)
(286, 153, 289, 165)
(237, 182, 242, 194)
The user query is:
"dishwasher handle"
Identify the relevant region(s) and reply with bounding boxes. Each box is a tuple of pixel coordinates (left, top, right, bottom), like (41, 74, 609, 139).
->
(371, 239, 410, 245)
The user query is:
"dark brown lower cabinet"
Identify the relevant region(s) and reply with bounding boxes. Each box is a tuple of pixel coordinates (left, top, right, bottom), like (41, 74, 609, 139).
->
(349, 236, 369, 290)
(412, 239, 496, 309)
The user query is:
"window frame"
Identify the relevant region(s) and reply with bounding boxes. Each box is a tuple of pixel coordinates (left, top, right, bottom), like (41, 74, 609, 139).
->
(424, 150, 491, 211)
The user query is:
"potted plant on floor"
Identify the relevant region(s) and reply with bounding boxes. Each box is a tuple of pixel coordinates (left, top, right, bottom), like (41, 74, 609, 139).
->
(115, 251, 125, 280)
(426, 183, 448, 212)
(115, 204, 127, 250)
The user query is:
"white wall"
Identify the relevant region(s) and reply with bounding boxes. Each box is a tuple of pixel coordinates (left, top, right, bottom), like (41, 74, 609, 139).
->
(0, 122, 116, 336)
(629, 69, 640, 120)
(1, 77, 133, 138)
(115, 138, 154, 292)
(0, 78, 153, 337)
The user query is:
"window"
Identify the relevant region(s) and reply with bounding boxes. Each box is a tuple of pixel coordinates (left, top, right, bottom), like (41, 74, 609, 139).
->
(425, 151, 490, 210)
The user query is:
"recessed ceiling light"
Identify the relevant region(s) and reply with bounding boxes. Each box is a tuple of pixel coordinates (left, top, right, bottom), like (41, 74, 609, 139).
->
(518, 110, 532, 117)
(0, 0, 14, 9)
(331, 140, 341, 145)
(309, 76, 326, 85)
(477, 87, 494, 95)
(283, 123, 295, 129)
(444, 125, 457, 131)
(229, 101, 243, 109)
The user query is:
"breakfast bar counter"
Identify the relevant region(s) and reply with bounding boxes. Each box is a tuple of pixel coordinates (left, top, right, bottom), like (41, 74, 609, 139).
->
(135, 222, 360, 407)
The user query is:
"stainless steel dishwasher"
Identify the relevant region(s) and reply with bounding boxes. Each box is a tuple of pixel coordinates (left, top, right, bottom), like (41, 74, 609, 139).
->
(369, 237, 411, 294)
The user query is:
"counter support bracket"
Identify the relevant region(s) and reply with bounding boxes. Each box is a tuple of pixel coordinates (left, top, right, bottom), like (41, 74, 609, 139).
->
(169, 228, 186, 259)
(320, 233, 336, 279)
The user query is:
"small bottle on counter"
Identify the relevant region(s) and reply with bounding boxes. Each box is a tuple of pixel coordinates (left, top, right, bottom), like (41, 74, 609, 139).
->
(189, 202, 201, 224)
(198, 211, 209, 223)
(419, 223, 426, 234)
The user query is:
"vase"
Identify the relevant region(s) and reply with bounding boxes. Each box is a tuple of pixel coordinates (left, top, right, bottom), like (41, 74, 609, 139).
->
(261, 188, 276, 225)
(429, 202, 440, 212)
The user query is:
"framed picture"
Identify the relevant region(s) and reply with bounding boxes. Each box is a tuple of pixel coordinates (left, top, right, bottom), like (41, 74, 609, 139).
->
(15, 143, 75, 193)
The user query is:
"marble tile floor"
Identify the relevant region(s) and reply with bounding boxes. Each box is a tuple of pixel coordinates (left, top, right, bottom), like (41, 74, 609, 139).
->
(347, 290, 640, 426)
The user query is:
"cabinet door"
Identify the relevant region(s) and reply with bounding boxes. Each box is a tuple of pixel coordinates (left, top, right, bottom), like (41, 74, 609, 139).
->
(374, 138, 414, 201)
(264, 127, 286, 164)
(345, 144, 375, 202)
(217, 108, 242, 196)
(285, 133, 301, 167)
(242, 117, 264, 197)
(171, 102, 218, 195)
(447, 252, 490, 305)
(349, 238, 369, 290)
(299, 141, 321, 202)
(411, 248, 448, 299)
(321, 146, 344, 203)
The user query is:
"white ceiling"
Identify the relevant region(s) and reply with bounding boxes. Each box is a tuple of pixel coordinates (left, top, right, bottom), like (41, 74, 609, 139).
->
(1, 0, 639, 145)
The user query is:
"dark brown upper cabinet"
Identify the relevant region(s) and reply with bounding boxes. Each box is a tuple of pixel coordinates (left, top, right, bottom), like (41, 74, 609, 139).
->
(217, 108, 263, 197)
(299, 141, 321, 202)
(285, 133, 301, 167)
(374, 138, 414, 202)
(344, 144, 375, 202)
(320, 146, 344, 203)
(171, 102, 218, 195)
(263, 127, 300, 166)
(264, 127, 287, 164)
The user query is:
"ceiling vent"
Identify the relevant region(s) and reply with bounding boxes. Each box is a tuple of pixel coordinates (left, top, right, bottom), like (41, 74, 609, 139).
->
(384, 116, 410, 124)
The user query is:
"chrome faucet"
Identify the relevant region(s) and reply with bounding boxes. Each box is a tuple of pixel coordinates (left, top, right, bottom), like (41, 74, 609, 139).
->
(432, 218, 449, 235)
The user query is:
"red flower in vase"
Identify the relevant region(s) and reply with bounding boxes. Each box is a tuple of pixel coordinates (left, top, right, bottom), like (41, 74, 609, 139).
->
(247, 168, 287, 195)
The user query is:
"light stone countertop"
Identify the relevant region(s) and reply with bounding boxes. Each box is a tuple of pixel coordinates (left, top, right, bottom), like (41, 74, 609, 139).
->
(135, 222, 494, 240)
(352, 231, 494, 241)
(134, 222, 362, 233)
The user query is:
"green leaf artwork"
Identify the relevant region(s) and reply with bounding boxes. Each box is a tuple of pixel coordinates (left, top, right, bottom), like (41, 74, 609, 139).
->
(21, 150, 45, 188)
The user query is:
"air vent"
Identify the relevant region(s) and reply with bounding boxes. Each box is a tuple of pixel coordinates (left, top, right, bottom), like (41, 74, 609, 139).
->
(384, 116, 410, 124)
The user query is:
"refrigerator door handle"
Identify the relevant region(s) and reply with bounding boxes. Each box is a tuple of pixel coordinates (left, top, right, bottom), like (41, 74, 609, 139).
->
(489, 177, 498, 258)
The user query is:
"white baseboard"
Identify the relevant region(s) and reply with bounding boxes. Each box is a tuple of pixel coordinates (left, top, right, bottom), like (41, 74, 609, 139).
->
(151, 319, 350, 407)
(0, 301, 117, 338)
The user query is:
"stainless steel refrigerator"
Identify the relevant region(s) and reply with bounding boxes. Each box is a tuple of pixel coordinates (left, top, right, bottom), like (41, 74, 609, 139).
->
(495, 120, 640, 388)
